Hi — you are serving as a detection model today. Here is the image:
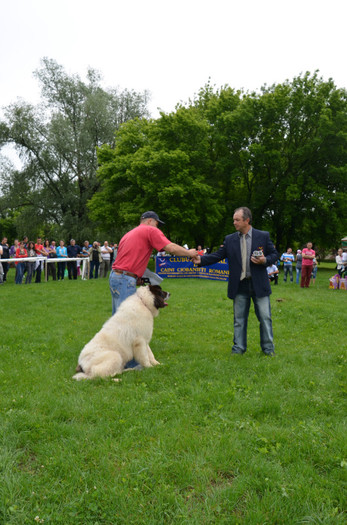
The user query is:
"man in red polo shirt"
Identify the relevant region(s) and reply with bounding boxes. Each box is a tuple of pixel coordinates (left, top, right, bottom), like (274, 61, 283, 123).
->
(110, 211, 197, 315)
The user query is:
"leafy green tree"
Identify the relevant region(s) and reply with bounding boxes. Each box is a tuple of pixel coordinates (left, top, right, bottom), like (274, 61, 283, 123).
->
(193, 74, 347, 250)
(0, 58, 150, 241)
(90, 108, 226, 246)
(90, 73, 347, 251)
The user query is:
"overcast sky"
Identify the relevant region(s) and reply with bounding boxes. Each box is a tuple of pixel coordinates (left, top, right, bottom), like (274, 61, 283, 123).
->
(1, 0, 347, 118)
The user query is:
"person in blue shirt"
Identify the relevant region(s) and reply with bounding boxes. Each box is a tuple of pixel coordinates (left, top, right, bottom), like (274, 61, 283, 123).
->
(56, 240, 68, 280)
(280, 247, 295, 282)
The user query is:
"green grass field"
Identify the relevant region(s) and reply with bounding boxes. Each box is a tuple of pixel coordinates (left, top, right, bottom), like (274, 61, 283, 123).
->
(0, 264, 346, 524)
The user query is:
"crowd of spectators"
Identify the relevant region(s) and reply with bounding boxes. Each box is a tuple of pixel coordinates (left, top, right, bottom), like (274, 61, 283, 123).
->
(0, 236, 118, 285)
(1, 236, 346, 286)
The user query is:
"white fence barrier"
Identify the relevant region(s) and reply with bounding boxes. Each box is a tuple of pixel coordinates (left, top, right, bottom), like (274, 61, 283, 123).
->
(0, 257, 89, 281)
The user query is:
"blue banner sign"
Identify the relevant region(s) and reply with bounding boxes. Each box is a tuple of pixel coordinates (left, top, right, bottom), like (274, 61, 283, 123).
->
(155, 256, 229, 281)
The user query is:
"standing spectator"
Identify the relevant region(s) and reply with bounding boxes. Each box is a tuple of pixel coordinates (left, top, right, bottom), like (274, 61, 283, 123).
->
(80, 240, 90, 257)
(42, 240, 52, 281)
(192, 207, 277, 356)
(34, 237, 45, 283)
(109, 242, 117, 266)
(267, 263, 279, 285)
(15, 241, 27, 284)
(56, 240, 68, 280)
(336, 248, 344, 277)
(80, 241, 90, 280)
(25, 241, 37, 284)
(1, 237, 10, 282)
(301, 242, 315, 288)
(10, 239, 20, 280)
(10, 239, 19, 258)
(89, 242, 102, 279)
(311, 258, 318, 285)
(342, 249, 347, 277)
(67, 239, 80, 280)
(100, 241, 113, 278)
(47, 240, 57, 281)
(280, 247, 295, 282)
(295, 249, 302, 284)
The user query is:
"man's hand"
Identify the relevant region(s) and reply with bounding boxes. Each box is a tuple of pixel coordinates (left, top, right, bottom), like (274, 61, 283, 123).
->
(191, 255, 201, 265)
(186, 249, 198, 258)
(251, 255, 266, 265)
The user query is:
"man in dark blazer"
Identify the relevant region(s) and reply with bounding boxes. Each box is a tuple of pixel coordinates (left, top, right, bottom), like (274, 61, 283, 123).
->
(192, 207, 278, 356)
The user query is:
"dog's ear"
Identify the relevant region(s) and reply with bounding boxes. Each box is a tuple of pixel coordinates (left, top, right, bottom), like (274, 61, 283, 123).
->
(149, 285, 162, 294)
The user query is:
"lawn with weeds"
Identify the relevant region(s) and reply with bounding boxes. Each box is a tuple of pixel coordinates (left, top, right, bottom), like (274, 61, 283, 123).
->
(0, 265, 346, 524)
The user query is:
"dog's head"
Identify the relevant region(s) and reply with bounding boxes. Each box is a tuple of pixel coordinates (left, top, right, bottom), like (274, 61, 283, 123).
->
(149, 285, 170, 310)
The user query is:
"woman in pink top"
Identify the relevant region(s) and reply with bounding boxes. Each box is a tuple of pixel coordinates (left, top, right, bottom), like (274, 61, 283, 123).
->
(301, 242, 315, 288)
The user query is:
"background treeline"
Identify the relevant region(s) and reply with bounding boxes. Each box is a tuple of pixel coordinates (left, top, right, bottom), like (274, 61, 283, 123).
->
(1, 60, 346, 253)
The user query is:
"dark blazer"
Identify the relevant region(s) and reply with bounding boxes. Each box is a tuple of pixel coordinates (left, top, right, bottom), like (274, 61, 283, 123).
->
(200, 228, 278, 299)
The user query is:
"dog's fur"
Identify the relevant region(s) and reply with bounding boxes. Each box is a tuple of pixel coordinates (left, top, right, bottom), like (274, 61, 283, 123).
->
(72, 285, 169, 380)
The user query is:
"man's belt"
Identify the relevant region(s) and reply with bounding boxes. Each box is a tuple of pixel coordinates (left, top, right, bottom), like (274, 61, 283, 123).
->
(114, 269, 138, 279)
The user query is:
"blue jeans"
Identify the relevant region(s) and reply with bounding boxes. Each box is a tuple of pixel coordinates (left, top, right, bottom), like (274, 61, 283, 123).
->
(296, 267, 301, 284)
(232, 279, 274, 355)
(89, 260, 100, 279)
(109, 270, 137, 316)
(57, 261, 66, 280)
(15, 263, 25, 284)
(283, 265, 293, 282)
(109, 270, 138, 368)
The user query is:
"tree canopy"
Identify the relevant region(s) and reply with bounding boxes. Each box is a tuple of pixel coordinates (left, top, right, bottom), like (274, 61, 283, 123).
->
(1, 66, 346, 252)
(0, 58, 150, 241)
(89, 72, 347, 251)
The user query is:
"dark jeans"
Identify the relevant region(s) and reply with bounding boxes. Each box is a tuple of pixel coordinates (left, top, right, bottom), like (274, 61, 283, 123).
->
(57, 261, 66, 280)
(47, 260, 57, 280)
(1, 261, 9, 281)
(25, 262, 36, 284)
(283, 265, 293, 282)
(35, 261, 42, 283)
(68, 261, 78, 280)
(89, 260, 100, 279)
(269, 274, 278, 285)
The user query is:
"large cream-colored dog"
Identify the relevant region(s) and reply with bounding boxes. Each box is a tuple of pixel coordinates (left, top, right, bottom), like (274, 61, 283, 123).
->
(72, 285, 169, 380)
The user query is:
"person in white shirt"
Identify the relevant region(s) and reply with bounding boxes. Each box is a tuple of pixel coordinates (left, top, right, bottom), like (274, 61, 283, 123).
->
(100, 241, 113, 278)
(267, 264, 279, 285)
(341, 249, 347, 277)
(336, 248, 344, 277)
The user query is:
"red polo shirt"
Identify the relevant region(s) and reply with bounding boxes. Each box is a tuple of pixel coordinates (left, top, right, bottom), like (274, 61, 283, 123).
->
(35, 243, 44, 256)
(112, 224, 171, 277)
